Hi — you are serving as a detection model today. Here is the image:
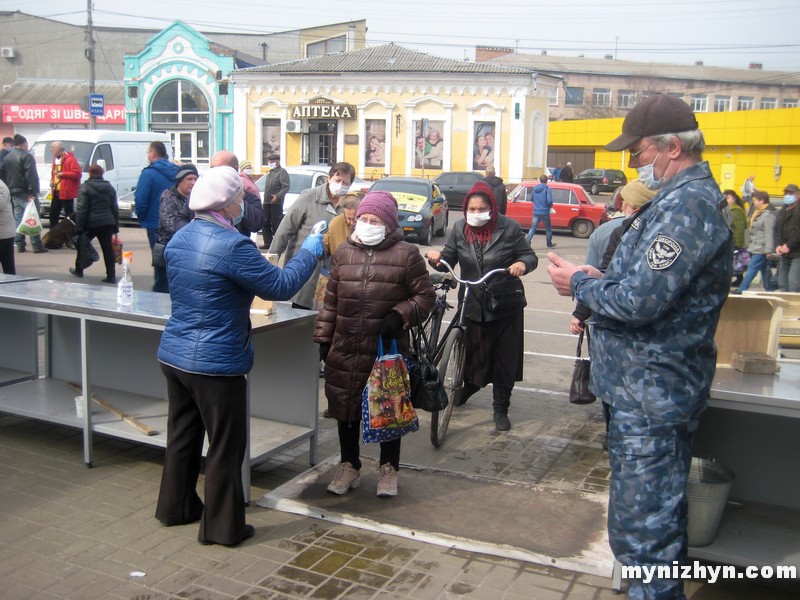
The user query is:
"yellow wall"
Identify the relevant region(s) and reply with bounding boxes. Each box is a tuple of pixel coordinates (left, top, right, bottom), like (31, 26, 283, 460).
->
(548, 107, 800, 196)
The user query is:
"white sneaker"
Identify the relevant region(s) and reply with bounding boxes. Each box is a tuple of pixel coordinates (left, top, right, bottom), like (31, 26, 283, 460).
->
(327, 462, 361, 495)
(376, 463, 398, 497)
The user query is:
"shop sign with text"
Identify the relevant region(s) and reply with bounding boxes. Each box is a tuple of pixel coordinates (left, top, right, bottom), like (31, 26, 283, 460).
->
(2, 104, 126, 124)
(290, 98, 357, 120)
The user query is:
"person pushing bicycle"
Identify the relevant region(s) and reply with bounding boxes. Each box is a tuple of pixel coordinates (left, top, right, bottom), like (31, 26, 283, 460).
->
(426, 181, 537, 431)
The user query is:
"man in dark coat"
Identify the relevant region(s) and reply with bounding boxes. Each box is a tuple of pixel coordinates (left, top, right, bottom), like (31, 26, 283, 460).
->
(560, 162, 574, 183)
(261, 153, 290, 248)
(482, 166, 507, 214)
(0, 134, 46, 253)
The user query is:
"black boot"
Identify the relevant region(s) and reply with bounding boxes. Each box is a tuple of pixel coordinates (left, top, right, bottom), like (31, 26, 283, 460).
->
(492, 385, 512, 431)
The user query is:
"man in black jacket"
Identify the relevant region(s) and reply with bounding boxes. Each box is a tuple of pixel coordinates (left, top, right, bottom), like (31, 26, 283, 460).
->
(482, 166, 507, 214)
(261, 154, 290, 248)
(0, 134, 47, 253)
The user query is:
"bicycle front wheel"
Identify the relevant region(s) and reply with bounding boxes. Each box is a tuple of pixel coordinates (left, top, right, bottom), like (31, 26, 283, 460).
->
(430, 327, 465, 448)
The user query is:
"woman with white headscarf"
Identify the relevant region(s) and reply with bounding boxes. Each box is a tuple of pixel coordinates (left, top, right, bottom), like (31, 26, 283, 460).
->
(155, 166, 324, 547)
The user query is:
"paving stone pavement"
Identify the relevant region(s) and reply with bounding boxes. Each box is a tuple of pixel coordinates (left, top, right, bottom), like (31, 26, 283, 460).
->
(1, 395, 795, 599)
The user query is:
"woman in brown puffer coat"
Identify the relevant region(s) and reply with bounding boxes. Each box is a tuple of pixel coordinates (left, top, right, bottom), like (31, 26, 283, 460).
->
(314, 191, 435, 498)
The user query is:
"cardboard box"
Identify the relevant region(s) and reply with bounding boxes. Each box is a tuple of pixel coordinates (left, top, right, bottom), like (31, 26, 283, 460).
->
(714, 295, 784, 367)
(251, 253, 279, 315)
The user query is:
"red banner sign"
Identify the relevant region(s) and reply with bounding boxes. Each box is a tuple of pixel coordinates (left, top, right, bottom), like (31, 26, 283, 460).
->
(2, 104, 126, 124)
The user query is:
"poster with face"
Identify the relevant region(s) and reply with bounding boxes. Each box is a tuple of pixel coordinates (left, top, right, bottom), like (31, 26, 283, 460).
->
(365, 119, 386, 167)
(414, 120, 445, 170)
(473, 121, 495, 170)
(262, 119, 281, 164)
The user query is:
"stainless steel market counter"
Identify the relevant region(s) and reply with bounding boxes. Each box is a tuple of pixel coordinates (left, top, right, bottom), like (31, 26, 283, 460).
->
(0, 279, 319, 500)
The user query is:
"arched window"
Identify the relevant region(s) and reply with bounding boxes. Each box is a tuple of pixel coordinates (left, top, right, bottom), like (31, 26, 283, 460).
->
(151, 80, 209, 124)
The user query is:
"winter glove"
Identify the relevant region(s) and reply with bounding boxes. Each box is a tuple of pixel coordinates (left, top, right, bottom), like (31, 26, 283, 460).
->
(379, 311, 404, 352)
(319, 343, 330, 363)
(301, 233, 324, 257)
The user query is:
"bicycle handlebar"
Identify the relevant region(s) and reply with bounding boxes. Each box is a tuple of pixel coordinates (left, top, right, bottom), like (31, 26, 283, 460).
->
(437, 259, 509, 286)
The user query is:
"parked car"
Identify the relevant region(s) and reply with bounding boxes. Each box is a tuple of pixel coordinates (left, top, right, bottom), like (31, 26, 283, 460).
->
(433, 171, 484, 211)
(574, 168, 628, 195)
(255, 166, 368, 214)
(506, 181, 610, 239)
(114, 191, 139, 224)
(368, 177, 448, 246)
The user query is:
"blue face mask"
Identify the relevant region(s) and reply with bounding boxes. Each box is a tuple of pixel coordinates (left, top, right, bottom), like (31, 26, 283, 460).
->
(636, 152, 664, 190)
(232, 199, 244, 226)
(784, 194, 797, 205)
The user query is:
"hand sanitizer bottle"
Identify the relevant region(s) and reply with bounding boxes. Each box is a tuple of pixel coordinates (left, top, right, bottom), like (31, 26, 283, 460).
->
(117, 251, 134, 306)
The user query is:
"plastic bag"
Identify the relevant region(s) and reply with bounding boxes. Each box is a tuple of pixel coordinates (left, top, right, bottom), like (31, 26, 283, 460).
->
(74, 233, 100, 270)
(361, 336, 419, 443)
(16, 201, 43, 237)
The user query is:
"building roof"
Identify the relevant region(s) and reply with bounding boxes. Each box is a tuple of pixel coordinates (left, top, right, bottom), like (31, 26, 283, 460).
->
(237, 43, 537, 75)
(0, 80, 124, 104)
(488, 52, 800, 86)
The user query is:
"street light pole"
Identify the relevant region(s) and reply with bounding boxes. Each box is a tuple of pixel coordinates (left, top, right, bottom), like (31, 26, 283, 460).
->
(86, 0, 96, 129)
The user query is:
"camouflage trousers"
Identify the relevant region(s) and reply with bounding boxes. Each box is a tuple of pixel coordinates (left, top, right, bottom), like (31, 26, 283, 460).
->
(607, 406, 698, 600)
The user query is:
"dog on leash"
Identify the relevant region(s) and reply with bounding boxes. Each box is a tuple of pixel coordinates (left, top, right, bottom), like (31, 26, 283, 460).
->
(42, 214, 77, 249)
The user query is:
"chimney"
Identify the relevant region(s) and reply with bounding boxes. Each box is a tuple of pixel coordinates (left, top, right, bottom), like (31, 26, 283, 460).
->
(604, 54, 613, 60)
(695, 60, 704, 66)
(541, 50, 547, 55)
(748, 62, 763, 70)
(475, 45, 514, 62)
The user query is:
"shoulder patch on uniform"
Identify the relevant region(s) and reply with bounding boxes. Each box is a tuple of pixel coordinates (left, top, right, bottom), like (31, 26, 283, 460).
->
(630, 217, 641, 230)
(646, 235, 682, 270)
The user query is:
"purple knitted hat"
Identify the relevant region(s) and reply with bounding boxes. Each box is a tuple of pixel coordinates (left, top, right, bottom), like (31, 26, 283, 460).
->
(356, 190, 399, 230)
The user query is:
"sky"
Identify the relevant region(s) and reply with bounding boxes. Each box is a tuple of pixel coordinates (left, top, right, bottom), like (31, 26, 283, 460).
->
(17, 0, 800, 71)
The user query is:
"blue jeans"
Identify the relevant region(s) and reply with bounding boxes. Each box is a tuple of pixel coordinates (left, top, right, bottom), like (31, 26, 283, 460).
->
(525, 213, 553, 246)
(778, 254, 800, 292)
(738, 253, 774, 292)
(12, 194, 44, 251)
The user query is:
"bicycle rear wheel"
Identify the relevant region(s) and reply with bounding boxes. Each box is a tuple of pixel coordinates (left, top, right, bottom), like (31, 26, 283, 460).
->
(430, 327, 465, 448)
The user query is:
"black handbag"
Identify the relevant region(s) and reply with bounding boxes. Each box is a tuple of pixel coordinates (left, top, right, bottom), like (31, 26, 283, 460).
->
(73, 233, 99, 270)
(407, 306, 448, 412)
(569, 327, 596, 405)
(483, 277, 527, 312)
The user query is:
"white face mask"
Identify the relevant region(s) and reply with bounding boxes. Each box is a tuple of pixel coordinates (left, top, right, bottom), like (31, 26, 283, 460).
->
(354, 220, 386, 246)
(242, 168, 252, 176)
(636, 152, 665, 190)
(268, 162, 277, 169)
(466, 211, 491, 227)
(329, 181, 350, 197)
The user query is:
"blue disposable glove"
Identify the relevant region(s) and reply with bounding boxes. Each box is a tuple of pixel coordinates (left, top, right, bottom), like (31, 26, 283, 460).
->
(301, 233, 324, 257)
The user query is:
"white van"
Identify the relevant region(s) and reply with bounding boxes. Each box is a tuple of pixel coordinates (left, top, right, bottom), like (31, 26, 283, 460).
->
(30, 130, 173, 218)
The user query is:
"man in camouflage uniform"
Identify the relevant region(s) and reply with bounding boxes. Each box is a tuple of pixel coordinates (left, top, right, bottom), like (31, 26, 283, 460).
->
(547, 94, 732, 600)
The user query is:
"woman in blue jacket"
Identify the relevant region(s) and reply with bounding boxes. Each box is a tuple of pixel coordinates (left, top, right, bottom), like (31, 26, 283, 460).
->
(155, 166, 324, 546)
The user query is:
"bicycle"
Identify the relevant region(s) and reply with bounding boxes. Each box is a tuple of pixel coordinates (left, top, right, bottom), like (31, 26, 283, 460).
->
(420, 259, 509, 447)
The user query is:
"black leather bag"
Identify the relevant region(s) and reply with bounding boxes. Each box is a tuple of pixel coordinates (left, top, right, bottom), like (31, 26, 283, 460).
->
(569, 328, 596, 405)
(483, 277, 527, 312)
(73, 233, 99, 270)
(407, 308, 448, 412)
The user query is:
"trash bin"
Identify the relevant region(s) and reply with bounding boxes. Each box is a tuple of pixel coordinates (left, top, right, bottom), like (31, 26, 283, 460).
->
(686, 457, 735, 547)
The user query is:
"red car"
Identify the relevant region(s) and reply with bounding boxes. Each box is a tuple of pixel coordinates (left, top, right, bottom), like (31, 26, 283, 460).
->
(506, 181, 610, 239)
